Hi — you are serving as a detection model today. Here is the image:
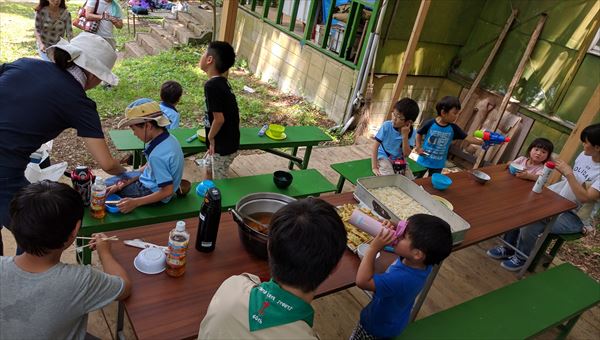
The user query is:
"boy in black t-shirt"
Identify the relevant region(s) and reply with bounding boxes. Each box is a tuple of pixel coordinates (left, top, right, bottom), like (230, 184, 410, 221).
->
(198, 41, 240, 179)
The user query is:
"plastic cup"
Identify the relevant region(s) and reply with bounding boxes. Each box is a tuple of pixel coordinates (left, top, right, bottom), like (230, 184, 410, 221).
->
(509, 162, 525, 175)
(268, 124, 285, 137)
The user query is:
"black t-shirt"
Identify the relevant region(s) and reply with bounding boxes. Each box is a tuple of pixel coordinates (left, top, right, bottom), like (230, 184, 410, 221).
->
(0, 58, 104, 171)
(203, 76, 240, 156)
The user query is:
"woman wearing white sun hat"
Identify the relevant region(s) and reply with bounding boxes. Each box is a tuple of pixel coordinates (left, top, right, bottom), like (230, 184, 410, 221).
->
(0, 32, 126, 255)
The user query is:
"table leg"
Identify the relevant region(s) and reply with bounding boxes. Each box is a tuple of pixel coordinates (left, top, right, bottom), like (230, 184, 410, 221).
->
(76, 237, 92, 265)
(557, 314, 582, 340)
(133, 150, 143, 169)
(288, 147, 299, 170)
(115, 301, 126, 340)
(517, 215, 557, 278)
(127, 11, 130, 35)
(410, 262, 441, 321)
(336, 176, 346, 194)
(301, 146, 313, 170)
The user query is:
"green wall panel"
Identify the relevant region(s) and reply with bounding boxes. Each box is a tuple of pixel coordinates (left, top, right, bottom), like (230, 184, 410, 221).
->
(376, 41, 459, 75)
(555, 55, 600, 123)
(519, 120, 569, 157)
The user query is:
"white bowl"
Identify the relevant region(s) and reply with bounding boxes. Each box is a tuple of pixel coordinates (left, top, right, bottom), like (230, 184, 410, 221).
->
(134, 248, 166, 274)
(356, 243, 381, 260)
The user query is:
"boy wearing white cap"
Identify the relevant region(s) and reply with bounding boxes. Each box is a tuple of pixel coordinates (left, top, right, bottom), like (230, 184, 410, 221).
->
(107, 99, 184, 213)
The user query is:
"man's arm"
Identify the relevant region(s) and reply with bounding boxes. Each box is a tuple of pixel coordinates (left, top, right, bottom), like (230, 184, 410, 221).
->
(83, 137, 126, 175)
(207, 112, 225, 154)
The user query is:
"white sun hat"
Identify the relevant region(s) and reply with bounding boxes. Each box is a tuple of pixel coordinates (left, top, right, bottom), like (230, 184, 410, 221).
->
(46, 32, 119, 86)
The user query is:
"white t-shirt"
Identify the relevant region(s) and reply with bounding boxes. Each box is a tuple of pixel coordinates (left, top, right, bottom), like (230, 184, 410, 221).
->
(87, 0, 119, 41)
(549, 152, 600, 225)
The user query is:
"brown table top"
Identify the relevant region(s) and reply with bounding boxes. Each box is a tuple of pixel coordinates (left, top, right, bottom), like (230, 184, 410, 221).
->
(110, 194, 360, 340)
(112, 165, 576, 339)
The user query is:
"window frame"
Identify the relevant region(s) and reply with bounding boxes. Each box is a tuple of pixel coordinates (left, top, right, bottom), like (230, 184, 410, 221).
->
(240, 0, 381, 70)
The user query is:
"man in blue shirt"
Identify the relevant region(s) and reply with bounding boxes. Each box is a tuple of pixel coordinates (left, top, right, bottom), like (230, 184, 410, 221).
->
(108, 99, 184, 213)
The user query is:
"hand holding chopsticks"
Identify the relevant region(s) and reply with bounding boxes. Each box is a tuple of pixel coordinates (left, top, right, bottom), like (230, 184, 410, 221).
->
(76, 233, 118, 252)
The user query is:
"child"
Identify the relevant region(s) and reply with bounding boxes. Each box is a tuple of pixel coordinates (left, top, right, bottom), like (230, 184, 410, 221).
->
(352, 214, 453, 339)
(493, 123, 600, 271)
(159, 80, 183, 130)
(0, 181, 131, 339)
(486, 138, 554, 260)
(109, 98, 184, 213)
(372, 98, 420, 178)
(509, 137, 554, 181)
(199, 41, 240, 179)
(198, 197, 347, 338)
(415, 96, 483, 177)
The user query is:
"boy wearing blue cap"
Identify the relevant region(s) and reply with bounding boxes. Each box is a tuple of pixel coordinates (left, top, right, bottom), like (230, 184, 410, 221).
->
(107, 98, 184, 213)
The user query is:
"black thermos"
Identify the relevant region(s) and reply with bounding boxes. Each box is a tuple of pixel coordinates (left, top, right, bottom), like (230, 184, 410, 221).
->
(196, 187, 222, 252)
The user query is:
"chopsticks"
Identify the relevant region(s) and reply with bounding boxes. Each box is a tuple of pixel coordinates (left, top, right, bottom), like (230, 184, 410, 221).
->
(75, 235, 118, 252)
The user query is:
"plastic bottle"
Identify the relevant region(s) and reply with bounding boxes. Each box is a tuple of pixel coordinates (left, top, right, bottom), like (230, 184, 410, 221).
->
(166, 221, 190, 277)
(90, 176, 107, 219)
(348, 210, 407, 239)
(532, 161, 555, 193)
(258, 124, 269, 137)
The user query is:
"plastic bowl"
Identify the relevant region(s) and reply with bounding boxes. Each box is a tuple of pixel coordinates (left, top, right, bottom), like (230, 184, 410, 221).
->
(268, 124, 285, 137)
(509, 162, 525, 175)
(105, 194, 121, 214)
(133, 247, 166, 275)
(471, 170, 491, 184)
(196, 179, 215, 198)
(273, 170, 293, 189)
(431, 173, 452, 190)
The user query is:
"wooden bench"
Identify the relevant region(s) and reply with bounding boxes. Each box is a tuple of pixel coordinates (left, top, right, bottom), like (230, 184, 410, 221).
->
(395, 263, 600, 340)
(77, 169, 336, 264)
(330, 158, 427, 193)
(529, 233, 584, 271)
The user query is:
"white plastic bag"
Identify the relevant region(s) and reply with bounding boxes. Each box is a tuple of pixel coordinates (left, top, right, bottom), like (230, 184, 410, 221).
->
(25, 161, 68, 183)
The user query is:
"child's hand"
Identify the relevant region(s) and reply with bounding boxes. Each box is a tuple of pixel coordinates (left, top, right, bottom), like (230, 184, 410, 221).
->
(515, 171, 531, 180)
(400, 125, 410, 136)
(117, 197, 139, 213)
(381, 219, 395, 230)
(89, 233, 111, 253)
(415, 146, 425, 155)
(370, 225, 395, 251)
(372, 167, 381, 176)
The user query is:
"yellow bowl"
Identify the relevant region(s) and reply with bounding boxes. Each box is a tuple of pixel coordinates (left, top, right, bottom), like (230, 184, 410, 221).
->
(268, 124, 285, 137)
(197, 129, 206, 142)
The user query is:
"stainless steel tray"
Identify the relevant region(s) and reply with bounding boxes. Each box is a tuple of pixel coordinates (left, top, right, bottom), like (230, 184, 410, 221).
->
(354, 175, 470, 245)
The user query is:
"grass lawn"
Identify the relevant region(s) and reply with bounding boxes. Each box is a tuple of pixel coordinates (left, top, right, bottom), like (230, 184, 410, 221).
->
(0, 0, 349, 142)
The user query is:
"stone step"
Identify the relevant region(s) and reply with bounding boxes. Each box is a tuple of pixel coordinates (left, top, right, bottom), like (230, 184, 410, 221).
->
(136, 32, 166, 55)
(124, 41, 147, 58)
(149, 24, 179, 50)
(177, 11, 210, 33)
(188, 4, 219, 24)
(163, 19, 201, 45)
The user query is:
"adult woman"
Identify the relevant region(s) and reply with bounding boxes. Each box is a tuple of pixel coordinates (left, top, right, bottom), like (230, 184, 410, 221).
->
(34, 0, 73, 60)
(85, 0, 124, 50)
(0, 33, 126, 255)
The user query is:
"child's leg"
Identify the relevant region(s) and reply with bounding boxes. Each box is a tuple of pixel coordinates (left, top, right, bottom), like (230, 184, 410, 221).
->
(212, 152, 238, 179)
(117, 180, 154, 198)
(377, 158, 394, 176)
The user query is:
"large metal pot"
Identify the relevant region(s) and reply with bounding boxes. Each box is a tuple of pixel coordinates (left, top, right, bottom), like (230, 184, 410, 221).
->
(231, 192, 296, 259)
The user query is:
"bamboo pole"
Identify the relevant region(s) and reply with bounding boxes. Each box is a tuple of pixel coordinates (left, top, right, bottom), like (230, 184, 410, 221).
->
(548, 84, 600, 184)
(456, 9, 518, 129)
(384, 0, 431, 120)
(473, 13, 547, 169)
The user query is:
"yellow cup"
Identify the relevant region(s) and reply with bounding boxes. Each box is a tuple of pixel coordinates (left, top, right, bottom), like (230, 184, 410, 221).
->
(269, 124, 285, 137)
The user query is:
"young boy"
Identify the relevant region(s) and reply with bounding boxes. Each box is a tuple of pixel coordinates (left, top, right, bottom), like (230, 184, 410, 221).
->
(352, 214, 453, 339)
(415, 96, 482, 177)
(0, 181, 131, 339)
(109, 98, 184, 213)
(198, 197, 347, 339)
(198, 41, 240, 179)
(372, 98, 420, 178)
(159, 80, 183, 130)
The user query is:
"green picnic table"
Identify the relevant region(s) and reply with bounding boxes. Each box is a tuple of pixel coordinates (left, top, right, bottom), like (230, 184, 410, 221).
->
(330, 158, 427, 193)
(77, 169, 336, 264)
(109, 126, 332, 169)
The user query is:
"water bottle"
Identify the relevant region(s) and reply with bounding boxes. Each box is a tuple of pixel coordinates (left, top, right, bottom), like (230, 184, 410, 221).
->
(166, 221, 190, 277)
(196, 187, 222, 252)
(90, 177, 107, 219)
(258, 124, 269, 137)
(348, 210, 407, 240)
(532, 161, 555, 193)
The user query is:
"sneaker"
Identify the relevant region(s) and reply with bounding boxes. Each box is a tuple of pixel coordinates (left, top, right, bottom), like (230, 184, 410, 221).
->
(486, 246, 514, 260)
(501, 255, 526, 271)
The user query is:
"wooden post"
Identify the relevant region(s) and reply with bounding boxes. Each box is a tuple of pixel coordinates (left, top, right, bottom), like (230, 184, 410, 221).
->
(384, 0, 431, 120)
(455, 9, 518, 129)
(473, 14, 547, 168)
(548, 84, 600, 184)
(218, 0, 239, 43)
